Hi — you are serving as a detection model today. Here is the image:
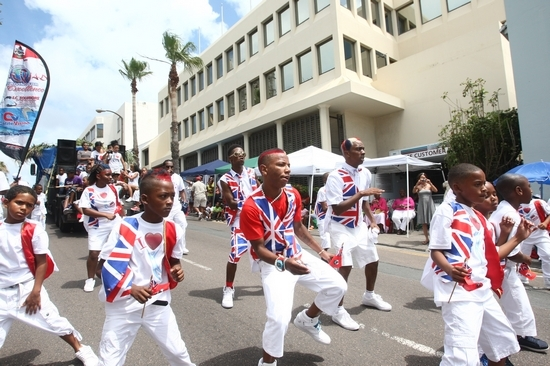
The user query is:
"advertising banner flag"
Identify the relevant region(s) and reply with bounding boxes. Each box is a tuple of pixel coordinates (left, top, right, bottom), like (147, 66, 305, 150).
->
(0, 40, 50, 161)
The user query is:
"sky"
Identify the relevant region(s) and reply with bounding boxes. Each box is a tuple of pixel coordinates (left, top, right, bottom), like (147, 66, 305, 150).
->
(0, 0, 264, 182)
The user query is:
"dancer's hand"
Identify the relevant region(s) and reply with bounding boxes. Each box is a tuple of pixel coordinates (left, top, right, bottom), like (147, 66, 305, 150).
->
(131, 284, 152, 303)
(285, 258, 310, 275)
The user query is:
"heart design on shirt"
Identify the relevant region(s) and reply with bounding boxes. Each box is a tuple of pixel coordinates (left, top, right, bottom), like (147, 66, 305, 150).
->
(145, 233, 163, 250)
(522, 207, 531, 213)
(99, 192, 108, 199)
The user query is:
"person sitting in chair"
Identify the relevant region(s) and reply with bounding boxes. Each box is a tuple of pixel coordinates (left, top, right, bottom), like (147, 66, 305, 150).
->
(391, 189, 415, 235)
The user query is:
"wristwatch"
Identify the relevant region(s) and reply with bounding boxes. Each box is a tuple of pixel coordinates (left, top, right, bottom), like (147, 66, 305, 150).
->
(274, 256, 286, 272)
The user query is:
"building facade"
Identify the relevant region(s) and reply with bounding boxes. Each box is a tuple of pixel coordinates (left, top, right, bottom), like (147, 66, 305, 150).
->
(145, 0, 515, 172)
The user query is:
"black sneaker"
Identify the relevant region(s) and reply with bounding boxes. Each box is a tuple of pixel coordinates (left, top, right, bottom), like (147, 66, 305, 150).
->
(518, 336, 549, 353)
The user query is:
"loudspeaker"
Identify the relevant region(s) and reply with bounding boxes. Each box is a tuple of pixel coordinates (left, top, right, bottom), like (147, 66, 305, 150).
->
(119, 144, 126, 159)
(57, 139, 77, 166)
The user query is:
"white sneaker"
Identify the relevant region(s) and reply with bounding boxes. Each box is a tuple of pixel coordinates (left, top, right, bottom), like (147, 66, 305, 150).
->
(331, 307, 359, 331)
(222, 286, 234, 309)
(361, 292, 392, 311)
(293, 309, 331, 345)
(520, 276, 530, 285)
(75, 345, 99, 366)
(258, 358, 277, 366)
(83, 278, 95, 292)
(182, 247, 189, 255)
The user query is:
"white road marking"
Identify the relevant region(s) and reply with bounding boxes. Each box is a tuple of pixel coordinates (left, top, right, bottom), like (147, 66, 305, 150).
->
(181, 258, 212, 271)
(371, 327, 443, 357)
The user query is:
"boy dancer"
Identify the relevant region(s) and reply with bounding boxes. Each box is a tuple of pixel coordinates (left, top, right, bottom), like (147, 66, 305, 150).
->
(164, 160, 189, 255)
(491, 174, 549, 353)
(325, 138, 389, 332)
(240, 149, 347, 366)
(314, 172, 331, 249)
(218, 144, 258, 309)
(424, 164, 520, 365)
(0, 186, 98, 365)
(96, 171, 195, 366)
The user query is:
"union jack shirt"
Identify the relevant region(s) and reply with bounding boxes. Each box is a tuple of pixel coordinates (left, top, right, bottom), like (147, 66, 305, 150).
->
(314, 186, 327, 221)
(219, 167, 258, 226)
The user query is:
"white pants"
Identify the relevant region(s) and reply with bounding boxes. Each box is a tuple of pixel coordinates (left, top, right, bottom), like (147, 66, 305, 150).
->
(365, 212, 386, 232)
(500, 266, 537, 337)
(169, 210, 188, 251)
(99, 304, 195, 366)
(392, 210, 416, 231)
(31, 212, 46, 229)
(0, 280, 81, 348)
(330, 222, 379, 268)
(259, 250, 347, 358)
(440, 297, 519, 365)
(521, 237, 550, 284)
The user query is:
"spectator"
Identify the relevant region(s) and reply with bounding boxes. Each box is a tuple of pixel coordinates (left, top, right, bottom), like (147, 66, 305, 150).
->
(191, 176, 207, 220)
(77, 142, 92, 171)
(63, 169, 83, 213)
(91, 141, 104, 164)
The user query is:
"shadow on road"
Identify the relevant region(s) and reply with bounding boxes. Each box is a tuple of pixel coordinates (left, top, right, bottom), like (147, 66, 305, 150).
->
(405, 354, 441, 365)
(403, 296, 439, 313)
(188, 286, 263, 305)
(0, 349, 80, 366)
(199, 346, 324, 366)
(61, 278, 102, 290)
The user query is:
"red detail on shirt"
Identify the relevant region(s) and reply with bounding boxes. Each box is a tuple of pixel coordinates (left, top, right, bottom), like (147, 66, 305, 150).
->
(21, 221, 55, 280)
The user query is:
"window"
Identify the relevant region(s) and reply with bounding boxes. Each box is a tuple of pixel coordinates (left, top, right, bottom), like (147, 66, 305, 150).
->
(227, 92, 235, 117)
(226, 47, 234, 72)
(177, 87, 182, 106)
(191, 114, 197, 134)
(317, 39, 335, 74)
(198, 71, 204, 91)
(164, 97, 169, 114)
(371, 0, 380, 27)
(249, 30, 258, 57)
(397, 2, 417, 35)
(207, 105, 214, 127)
(238, 86, 247, 112)
(97, 123, 104, 138)
(206, 63, 213, 85)
(177, 122, 182, 141)
(217, 98, 225, 122)
(340, 0, 350, 10)
(237, 39, 246, 64)
(279, 6, 291, 36)
(298, 50, 313, 83)
(250, 79, 260, 106)
(117, 117, 121, 132)
(360, 46, 372, 78)
(281, 60, 294, 91)
(142, 148, 149, 166)
(385, 7, 393, 35)
(183, 82, 189, 101)
(376, 51, 387, 69)
(447, 0, 470, 12)
(420, 0, 442, 23)
(296, 0, 309, 25)
(190, 76, 196, 96)
(264, 17, 274, 46)
(356, 0, 367, 19)
(216, 56, 223, 79)
(184, 118, 189, 138)
(90, 126, 96, 141)
(343, 39, 356, 71)
(159, 101, 163, 118)
(265, 70, 277, 99)
(199, 110, 205, 131)
(315, 0, 330, 13)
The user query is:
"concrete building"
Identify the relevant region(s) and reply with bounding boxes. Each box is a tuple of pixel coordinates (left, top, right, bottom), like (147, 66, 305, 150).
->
(79, 101, 158, 158)
(144, 0, 515, 177)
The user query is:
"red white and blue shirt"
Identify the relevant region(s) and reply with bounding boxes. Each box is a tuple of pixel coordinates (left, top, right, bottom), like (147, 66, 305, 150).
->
(219, 167, 257, 228)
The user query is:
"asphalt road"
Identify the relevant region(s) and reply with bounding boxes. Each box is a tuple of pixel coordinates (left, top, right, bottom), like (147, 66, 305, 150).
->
(1, 217, 549, 366)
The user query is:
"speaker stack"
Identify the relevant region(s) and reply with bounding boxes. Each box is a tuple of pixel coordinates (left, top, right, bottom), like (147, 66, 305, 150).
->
(56, 139, 77, 172)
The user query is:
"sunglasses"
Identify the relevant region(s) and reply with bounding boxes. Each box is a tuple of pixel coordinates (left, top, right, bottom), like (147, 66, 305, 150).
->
(230, 152, 246, 159)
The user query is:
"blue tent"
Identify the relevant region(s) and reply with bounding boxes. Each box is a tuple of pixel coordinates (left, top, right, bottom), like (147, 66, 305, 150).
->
(180, 159, 228, 177)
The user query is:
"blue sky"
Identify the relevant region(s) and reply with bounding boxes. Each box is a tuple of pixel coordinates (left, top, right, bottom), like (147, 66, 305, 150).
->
(0, 0, 263, 181)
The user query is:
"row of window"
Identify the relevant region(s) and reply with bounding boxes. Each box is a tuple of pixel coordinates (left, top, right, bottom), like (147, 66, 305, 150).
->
(175, 35, 391, 140)
(83, 123, 103, 142)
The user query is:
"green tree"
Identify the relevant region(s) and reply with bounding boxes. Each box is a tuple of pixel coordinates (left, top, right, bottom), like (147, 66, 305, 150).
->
(0, 161, 8, 173)
(146, 31, 203, 173)
(119, 57, 152, 167)
(439, 78, 522, 181)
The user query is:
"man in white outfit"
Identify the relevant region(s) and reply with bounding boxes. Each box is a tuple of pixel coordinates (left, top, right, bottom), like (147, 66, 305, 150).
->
(164, 160, 189, 255)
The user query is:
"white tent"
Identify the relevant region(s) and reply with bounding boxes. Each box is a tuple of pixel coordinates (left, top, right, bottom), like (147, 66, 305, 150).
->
(287, 146, 344, 175)
(362, 154, 443, 237)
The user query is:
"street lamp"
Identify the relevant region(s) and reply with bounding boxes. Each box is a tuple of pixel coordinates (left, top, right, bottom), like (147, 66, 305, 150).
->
(95, 109, 124, 145)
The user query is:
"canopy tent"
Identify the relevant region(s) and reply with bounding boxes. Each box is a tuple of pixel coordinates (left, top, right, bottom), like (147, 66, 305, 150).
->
(502, 161, 550, 198)
(180, 159, 227, 177)
(362, 154, 443, 237)
(214, 157, 259, 175)
(287, 146, 345, 176)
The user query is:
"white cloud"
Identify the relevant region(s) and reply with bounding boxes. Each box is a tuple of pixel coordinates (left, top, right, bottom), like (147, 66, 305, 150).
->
(226, 0, 264, 17)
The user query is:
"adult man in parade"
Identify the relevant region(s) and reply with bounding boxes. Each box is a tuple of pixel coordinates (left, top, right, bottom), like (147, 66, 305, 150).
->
(218, 144, 257, 309)
(164, 159, 189, 255)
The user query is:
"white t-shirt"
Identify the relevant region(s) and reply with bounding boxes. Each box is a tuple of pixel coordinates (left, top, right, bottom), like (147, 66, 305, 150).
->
(32, 192, 47, 217)
(519, 199, 550, 243)
(79, 184, 118, 229)
(169, 173, 185, 217)
(91, 150, 104, 164)
(0, 219, 49, 287)
(56, 173, 67, 186)
(428, 203, 492, 306)
(107, 152, 124, 174)
(99, 214, 185, 314)
(489, 200, 522, 268)
(128, 171, 139, 186)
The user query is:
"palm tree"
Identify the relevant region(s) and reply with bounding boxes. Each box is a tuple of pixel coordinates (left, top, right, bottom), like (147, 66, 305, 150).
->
(0, 161, 8, 173)
(119, 57, 152, 167)
(25, 143, 54, 162)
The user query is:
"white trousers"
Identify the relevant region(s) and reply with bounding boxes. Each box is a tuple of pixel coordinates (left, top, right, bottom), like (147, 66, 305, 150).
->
(500, 266, 537, 337)
(259, 250, 347, 358)
(365, 212, 387, 232)
(99, 304, 195, 366)
(521, 237, 550, 284)
(392, 210, 416, 231)
(0, 280, 81, 348)
(440, 297, 519, 365)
